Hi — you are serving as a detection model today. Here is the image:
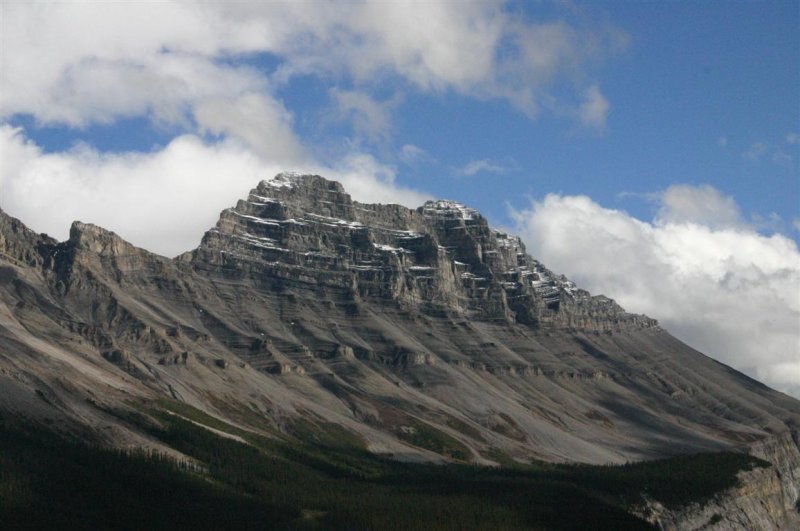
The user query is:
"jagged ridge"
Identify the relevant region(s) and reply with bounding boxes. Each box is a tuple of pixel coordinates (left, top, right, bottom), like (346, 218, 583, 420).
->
(189, 172, 656, 332)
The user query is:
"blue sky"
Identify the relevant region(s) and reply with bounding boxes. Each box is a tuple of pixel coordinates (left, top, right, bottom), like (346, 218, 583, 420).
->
(6, 1, 798, 235)
(1, 1, 798, 396)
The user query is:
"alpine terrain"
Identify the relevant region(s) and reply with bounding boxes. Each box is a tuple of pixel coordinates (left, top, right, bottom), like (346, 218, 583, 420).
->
(1, 172, 798, 529)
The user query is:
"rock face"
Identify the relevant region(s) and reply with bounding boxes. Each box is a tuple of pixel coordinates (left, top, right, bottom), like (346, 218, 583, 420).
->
(643, 434, 800, 530)
(189, 173, 654, 332)
(1, 175, 799, 527)
(643, 467, 793, 530)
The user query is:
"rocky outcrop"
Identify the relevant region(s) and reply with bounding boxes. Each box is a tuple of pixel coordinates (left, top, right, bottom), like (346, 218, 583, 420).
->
(0, 208, 57, 268)
(644, 467, 790, 530)
(748, 431, 800, 527)
(642, 433, 800, 529)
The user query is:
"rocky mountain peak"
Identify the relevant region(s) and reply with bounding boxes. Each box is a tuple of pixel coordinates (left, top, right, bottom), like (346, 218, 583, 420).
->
(188, 173, 655, 331)
(263, 171, 346, 193)
(250, 172, 356, 222)
(68, 221, 137, 256)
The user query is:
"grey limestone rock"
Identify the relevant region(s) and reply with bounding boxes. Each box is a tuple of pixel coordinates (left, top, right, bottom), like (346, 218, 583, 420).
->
(189, 172, 654, 332)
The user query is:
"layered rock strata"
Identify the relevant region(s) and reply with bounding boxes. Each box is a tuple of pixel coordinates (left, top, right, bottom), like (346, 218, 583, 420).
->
(188, 173, 655, 332)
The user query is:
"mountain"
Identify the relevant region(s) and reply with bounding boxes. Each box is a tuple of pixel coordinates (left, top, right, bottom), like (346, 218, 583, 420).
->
(1, 172, 798, 528)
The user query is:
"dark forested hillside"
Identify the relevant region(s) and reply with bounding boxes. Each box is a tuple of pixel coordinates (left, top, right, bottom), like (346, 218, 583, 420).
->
(0, 410, 767, 531)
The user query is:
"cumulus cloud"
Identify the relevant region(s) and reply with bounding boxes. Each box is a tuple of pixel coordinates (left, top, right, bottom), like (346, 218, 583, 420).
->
(0, 126, 429, 256)
(656, 184, 743, 229)
(0, 126, 272, 255)
(1, 3, 270, 126)
(511, 185, 800, 398)
(194, 93, 307, 165)
(1, 1, 624, 132)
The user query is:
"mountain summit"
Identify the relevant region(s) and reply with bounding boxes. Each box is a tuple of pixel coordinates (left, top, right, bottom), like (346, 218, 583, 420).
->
(188, 172, 655, 333)
(1, 173, 798, 526)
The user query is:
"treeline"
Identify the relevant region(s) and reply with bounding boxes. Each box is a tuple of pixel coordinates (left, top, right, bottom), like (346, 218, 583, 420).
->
(0, 408, 766, 530)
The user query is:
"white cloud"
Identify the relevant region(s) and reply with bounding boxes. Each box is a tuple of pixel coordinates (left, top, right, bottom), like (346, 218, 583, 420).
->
(786, 133, 799, 145)
(458, 159, 510, 176)
(759, 362, 800, 399)
(0, 126, 272, 255)
(0, 1, 624, 132)
(656, 184, 742, 229)
(578, 85, 610, 129)
(330, 89, 399, 144)
(0, 126, 429, 256)
(338, 1, 505, 92)
(0, 3, 270, 127)
(327, 153, 431, 207)
(399, 144, 429, 165)
(193, 93, 307, 165)
(511, 187, 800, 398)
(717, 136, 728, 148)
